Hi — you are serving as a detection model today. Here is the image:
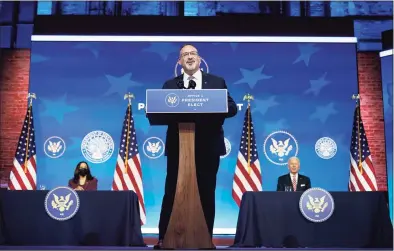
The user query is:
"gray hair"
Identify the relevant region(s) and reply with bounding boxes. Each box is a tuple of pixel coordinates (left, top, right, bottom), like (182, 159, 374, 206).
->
(288, 156, 300, 164)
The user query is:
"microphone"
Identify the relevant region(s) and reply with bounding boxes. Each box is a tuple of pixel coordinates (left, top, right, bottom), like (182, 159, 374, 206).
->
(188, 80, 196, 89)
(177, 80, 185, 89)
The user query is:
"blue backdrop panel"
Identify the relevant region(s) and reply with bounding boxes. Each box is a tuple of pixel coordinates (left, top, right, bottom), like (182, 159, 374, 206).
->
(380, 51, 393, 223)
(28, 37, 358, 232)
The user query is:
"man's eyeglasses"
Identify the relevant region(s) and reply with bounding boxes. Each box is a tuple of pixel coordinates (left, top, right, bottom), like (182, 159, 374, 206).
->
(181, 51, 198, 58)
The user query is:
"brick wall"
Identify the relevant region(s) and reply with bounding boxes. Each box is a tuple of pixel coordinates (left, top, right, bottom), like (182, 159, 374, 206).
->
(0, 49, 31, 186)
(357, 52, 387, 190)
(0, 49, 389, 190)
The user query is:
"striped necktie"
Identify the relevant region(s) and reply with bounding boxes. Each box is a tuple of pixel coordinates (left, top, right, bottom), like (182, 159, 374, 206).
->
(292, 175, 297, 191)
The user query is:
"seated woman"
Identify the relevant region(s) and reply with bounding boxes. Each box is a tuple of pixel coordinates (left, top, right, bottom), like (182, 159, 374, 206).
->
(68, 161, 98, 191)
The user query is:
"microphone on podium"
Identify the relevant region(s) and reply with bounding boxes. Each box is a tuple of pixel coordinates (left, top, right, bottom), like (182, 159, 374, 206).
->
(188, 80, 196, 89)
(177, 80, 186, 89)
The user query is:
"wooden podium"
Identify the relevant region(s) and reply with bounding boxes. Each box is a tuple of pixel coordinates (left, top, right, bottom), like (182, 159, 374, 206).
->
(146, 89, 228, 249)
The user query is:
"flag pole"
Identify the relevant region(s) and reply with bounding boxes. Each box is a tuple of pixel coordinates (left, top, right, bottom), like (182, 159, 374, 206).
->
(24, 93, 36, 173)
(243, 94, 254, 175)
(123, 92, 135, 174)
(352, 94, 363, 175)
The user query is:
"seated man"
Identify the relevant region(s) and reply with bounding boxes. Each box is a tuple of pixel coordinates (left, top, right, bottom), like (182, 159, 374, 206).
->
(68, 161, 98, 191)
(277, 156, 311, 192)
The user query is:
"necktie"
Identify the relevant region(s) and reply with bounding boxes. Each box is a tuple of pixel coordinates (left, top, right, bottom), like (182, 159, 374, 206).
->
(292, 176, 297, 191)
(187, 76, 195, 89)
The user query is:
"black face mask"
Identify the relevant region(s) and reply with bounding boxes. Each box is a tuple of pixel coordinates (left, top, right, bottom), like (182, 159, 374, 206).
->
(79, 169, 88, 177)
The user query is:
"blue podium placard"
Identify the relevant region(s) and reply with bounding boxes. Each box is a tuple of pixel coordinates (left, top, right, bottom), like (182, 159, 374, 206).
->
(146, 89, 228, 113)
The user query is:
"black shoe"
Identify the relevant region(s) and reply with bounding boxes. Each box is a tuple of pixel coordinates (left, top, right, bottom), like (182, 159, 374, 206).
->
(153, 240, 163, 250)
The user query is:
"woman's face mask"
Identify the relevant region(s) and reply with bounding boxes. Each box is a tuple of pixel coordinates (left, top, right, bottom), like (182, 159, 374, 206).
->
(79, 168, 88, 177)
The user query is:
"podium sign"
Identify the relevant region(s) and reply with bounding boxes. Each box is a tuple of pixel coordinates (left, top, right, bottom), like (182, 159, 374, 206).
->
(146, 89, 228, 113)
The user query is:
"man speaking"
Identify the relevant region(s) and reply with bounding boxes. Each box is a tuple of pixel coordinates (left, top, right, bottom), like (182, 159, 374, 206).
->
(155, 44, 238, 248)
(277, 156, 311, 192)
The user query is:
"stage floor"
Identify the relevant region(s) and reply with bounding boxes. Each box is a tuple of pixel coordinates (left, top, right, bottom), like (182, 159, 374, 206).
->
(1, 234, 391, 250)
(0, 246, 392, 250)
(1, 235, 392, 250)
(143, 235, 234, 246)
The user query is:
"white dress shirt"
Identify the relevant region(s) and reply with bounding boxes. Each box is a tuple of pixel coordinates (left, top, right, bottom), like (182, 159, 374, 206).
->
(183, 70, 202, 90)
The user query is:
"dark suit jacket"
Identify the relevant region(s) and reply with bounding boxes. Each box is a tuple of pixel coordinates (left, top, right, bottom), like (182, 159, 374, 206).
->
(162, 72, 238, 156)
(276, 173, 311, 192)
(68, 178, 98, 191)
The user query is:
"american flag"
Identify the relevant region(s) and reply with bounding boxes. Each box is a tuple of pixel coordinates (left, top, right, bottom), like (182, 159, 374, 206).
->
(111, 104, 146, 224)
(8, 104, 37, 190)
(348, 105, 378, 191)
(232, 105, 262, 206)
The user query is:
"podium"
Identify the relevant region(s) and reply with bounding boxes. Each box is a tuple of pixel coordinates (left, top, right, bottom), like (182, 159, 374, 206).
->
(146, 89, 228, 249)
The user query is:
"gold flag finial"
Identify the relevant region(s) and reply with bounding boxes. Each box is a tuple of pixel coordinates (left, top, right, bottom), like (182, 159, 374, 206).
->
(28, 93, 36, 106)
(243, 94, 254, 103)
(124, 92, 135, 105)
(352, 94, 360, 105)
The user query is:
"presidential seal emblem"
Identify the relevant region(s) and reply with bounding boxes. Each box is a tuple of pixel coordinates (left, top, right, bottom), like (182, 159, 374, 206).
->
(299, 187, 334, 223)
(45, 186, 80, 221)
(165, 93, 180, 108)
(174, 57, 209, 77)
(143, 136, 165, 159)
(81, 130, 114, 163)
(315, 137, 337, 159)
(44, 136, 66, 158)
(263, 131, 298, 166)
(221, 137, 232, 159)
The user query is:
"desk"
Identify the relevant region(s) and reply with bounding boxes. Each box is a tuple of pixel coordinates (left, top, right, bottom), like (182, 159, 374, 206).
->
(233, 191, 393, 248)
(0, 190, 145, 246)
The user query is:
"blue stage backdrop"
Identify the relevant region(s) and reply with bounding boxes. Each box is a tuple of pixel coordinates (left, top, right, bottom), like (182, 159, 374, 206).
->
(28, 35, 358, 233)
(380, 49, 393, 223)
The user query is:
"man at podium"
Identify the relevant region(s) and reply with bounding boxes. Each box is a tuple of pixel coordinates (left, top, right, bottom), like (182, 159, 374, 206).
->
(155, 44, 238, 248)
